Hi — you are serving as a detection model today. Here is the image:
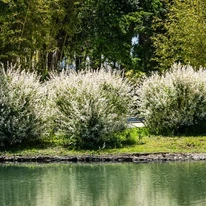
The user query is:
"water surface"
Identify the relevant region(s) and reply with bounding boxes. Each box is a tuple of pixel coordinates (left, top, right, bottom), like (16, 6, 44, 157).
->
(0, 161, 206, 206)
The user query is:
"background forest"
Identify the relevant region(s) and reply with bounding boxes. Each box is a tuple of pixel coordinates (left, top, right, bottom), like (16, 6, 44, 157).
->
(0, 0, 206, 76)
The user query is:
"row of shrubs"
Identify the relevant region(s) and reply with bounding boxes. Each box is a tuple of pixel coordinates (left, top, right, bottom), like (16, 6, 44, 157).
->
(0, 65, 135, 149)
(1, 64, 206, 149)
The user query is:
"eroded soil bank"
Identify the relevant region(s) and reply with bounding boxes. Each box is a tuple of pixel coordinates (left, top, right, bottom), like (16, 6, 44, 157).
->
(0, 153, 206, 163)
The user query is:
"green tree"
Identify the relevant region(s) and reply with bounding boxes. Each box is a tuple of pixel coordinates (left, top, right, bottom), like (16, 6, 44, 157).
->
(48, 0, 80, 70)
(0, 0, 54, 72)
(66, 0, 144, 70)
(153, 0, 206, 71)
(132, 0, 166, 73)
(0, 0, 78, 76)
(67, 0, 165, 73)
(0, 0, 165, 75)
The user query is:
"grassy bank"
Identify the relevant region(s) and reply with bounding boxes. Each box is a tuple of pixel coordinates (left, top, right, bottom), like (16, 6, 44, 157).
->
(1, 133, 206, 157)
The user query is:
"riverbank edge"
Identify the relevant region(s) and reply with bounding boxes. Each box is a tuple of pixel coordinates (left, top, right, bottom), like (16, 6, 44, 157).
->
(1, 153, 206, 163)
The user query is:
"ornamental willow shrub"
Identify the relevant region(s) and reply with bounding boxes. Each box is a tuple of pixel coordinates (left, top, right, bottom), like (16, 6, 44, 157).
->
(0, 65, 48, 145)
(136, 64, 206, 135)
(47, 69, 134, 149)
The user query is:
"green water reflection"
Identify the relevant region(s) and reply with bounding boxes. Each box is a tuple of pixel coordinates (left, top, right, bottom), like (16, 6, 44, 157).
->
(0, 162, 206, 206)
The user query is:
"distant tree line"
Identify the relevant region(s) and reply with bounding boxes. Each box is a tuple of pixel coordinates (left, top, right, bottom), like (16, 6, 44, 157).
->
(0, 0, 206, 77)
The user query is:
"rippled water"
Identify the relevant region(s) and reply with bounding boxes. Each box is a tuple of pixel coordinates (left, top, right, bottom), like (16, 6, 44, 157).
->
(0, 161, 206, 206)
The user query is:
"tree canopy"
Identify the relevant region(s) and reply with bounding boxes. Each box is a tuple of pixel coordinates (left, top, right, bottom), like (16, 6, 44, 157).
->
(0, 0, 78, 76)
(153, 0, 206, 71)
(3, 0, 205, 75)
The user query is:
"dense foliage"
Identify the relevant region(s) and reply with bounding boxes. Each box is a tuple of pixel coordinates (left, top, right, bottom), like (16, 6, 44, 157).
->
(153, 0, 206, 71)
(1, 0, 206, 73)
(0, 0, 78, 76)
(47, 69, 135, 149)
(0, 66, 137, 148)
(1, 0, 206, 147)
(136, 64, 206, 135)
(0, 65, 48, 145)
(0, 0, 165, 75)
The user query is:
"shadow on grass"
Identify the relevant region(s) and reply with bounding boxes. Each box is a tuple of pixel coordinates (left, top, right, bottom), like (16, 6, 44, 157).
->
(0, 137, 68, 154)
(0, 127, 149, 154)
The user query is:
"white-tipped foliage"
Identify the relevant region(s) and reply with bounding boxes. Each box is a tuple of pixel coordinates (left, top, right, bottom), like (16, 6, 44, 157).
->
(0, 66, 48, 144)
(47, 69, 134, 149)
(137, 64, 206, 135)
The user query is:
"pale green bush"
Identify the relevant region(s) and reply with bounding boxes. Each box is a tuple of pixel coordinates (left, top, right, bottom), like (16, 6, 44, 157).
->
(136, 64, 206, 135)
(47, 69, 134, 149)
(0, 65, 48, 145)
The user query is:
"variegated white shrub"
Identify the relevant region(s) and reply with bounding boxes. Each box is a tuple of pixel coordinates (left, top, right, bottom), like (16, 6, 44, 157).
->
(0, 65, 48, 145)
(137, 64, 206, 135)
(47, 69, 134, 149)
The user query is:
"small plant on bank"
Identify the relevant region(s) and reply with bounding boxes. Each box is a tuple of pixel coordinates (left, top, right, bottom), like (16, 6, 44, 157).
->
(47, 69, 135, 149)
(115, 127, 148, 146)
(0, 64, 48, 145)
(136, 64, 206, 135)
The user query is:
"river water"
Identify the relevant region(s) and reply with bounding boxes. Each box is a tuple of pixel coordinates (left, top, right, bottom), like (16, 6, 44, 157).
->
(0, 161, 206, 206)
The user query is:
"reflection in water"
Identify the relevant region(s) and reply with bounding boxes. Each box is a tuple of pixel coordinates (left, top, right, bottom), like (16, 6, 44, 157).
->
(0, 162, 206, 206)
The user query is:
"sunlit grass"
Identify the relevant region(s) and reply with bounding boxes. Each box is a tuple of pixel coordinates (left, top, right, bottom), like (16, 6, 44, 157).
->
(1, 128, 206, 157)
(104, 136, 206, 154)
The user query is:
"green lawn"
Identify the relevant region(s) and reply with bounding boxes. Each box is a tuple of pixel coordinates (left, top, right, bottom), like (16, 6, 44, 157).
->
(1, 135, 206, 157)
